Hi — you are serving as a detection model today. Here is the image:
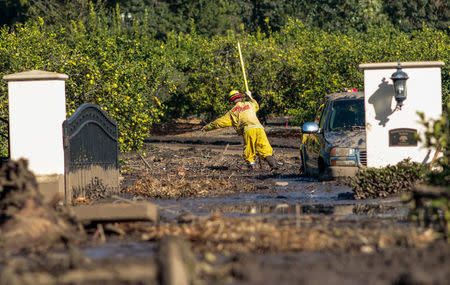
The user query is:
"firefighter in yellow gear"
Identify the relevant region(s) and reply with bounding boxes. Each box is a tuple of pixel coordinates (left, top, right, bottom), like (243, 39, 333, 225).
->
(202, 90, 278, 169)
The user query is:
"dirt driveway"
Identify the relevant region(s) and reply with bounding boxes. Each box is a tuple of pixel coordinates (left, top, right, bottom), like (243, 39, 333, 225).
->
(1, 120, 449, 285)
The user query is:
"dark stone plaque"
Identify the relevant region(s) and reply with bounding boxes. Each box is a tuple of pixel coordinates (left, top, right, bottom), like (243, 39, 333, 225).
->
(389, 128, 418, 147)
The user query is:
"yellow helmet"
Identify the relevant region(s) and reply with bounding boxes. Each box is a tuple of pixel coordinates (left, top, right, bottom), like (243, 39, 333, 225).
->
(228, 90, 243, 102)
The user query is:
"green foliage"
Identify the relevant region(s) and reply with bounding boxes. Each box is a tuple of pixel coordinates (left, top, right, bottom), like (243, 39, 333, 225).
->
(0, 0, 29, 26)
(282, 0, 388, 32)
(63, 10, 168, 152)
(418, 102, 450, 186)
(161, 20, 448, 124)
(0, 12, 448, 154)
(0, 14, 166, 153)
(25, 0, 107, 27)
(409, 188, 450, 240)
(2, 1, 449, 36)
(349, 159, 426, 200)
(411, 103, 449, 239)
(0, 18, 70, 155)
(383, 0, 449, 32)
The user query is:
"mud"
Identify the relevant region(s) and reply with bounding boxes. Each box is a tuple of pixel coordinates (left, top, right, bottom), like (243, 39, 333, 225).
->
(0, 159, 84, 256)
(0, 121, 449, 285)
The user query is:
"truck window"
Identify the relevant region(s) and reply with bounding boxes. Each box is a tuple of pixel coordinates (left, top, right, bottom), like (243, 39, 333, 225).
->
(318, 102, 329, 129)
(314, 104, 324, 124)
(329, 99, 365, 131)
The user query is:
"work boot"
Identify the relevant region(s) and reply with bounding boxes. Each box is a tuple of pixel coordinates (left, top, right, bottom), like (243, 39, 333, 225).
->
(247, 162, 256, 170)
(264, 155, 278, 170)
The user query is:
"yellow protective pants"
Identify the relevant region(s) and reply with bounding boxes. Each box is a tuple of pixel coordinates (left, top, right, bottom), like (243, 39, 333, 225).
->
(243, 127, 273, 163)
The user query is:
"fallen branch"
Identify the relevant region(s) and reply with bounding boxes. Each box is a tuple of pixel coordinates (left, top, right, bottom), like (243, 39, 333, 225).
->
(139, 153, 152, 169)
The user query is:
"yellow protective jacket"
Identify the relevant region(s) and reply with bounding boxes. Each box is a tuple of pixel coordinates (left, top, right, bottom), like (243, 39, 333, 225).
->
(205, 99, 263, 135)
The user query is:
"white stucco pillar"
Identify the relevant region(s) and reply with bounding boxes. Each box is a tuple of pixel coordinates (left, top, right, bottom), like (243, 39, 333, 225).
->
(359, 61, 444, 168)
(3, 70, 68, 200)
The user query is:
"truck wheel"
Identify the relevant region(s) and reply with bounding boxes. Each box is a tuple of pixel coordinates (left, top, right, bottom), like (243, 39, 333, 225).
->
(318, 159, 331, 181)
(318, 158, 326, 174)
(300, 149, 306, 174)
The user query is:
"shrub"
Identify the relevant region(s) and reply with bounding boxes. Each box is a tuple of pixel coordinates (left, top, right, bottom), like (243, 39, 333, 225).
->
(0, 14, 167, 153)
(349, 159, 426, 200)
(410, 103, 449, 239)
(418, 102, 450, 187)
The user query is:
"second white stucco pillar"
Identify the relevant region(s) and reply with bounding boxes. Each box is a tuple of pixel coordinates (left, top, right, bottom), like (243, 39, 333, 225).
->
(359, 61, 444, 168)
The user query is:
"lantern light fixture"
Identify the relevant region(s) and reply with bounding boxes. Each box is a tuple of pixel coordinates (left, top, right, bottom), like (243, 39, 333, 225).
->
(390, 62, 409, 109)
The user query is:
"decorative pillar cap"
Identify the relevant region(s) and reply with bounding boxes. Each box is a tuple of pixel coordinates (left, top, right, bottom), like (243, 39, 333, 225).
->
(359, 61, 444, 70)
(3, 70, 69, 82)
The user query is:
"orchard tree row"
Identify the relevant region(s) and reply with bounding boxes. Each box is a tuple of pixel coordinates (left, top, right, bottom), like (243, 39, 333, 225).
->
(0, 8, 448, 154)
(1, 0, 448, 35)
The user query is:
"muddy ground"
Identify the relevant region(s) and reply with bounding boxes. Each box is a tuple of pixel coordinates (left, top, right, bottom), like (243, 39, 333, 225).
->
(1, 119, 449, 285)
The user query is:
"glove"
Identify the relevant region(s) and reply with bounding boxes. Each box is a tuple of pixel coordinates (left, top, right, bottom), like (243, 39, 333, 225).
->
(245, 91, 253, 100)
(201, 124, 209, 132)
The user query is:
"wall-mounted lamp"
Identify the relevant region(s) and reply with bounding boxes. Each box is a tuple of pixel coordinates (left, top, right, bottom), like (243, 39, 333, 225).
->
(390, 62, 409, 109)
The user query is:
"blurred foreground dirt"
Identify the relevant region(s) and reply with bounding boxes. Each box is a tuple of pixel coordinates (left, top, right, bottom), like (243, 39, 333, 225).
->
(0, 120, 449, 285)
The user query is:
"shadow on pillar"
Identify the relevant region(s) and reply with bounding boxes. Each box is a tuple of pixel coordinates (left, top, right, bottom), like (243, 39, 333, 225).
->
(368, 78, 395, 127)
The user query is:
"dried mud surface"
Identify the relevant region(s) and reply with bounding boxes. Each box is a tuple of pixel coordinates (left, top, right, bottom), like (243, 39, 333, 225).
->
(1, 120, 449, 285)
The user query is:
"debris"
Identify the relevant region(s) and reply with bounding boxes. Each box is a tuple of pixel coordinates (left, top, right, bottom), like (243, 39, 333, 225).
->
(139, 153, 152, 169)
(104, 223, 126, 236)
(0, 159, 83, 255)
(360, 245, 375, 254)
(127, 214, 433, 255)
(125, 174, 255, 199)
(274, 203, 289, 213)
(158, 236, 196, 285)
(72, 197, 91, 205)
(1, 261, 158, 284)
(92, 224, 106, 243)
(71, 202, 158, 223)
(204, 252, 216, 263)
(74, 177, 110, 201)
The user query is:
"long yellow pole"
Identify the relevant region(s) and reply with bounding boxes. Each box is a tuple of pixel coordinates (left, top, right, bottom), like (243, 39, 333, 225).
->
(237, 41, 249, 92)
